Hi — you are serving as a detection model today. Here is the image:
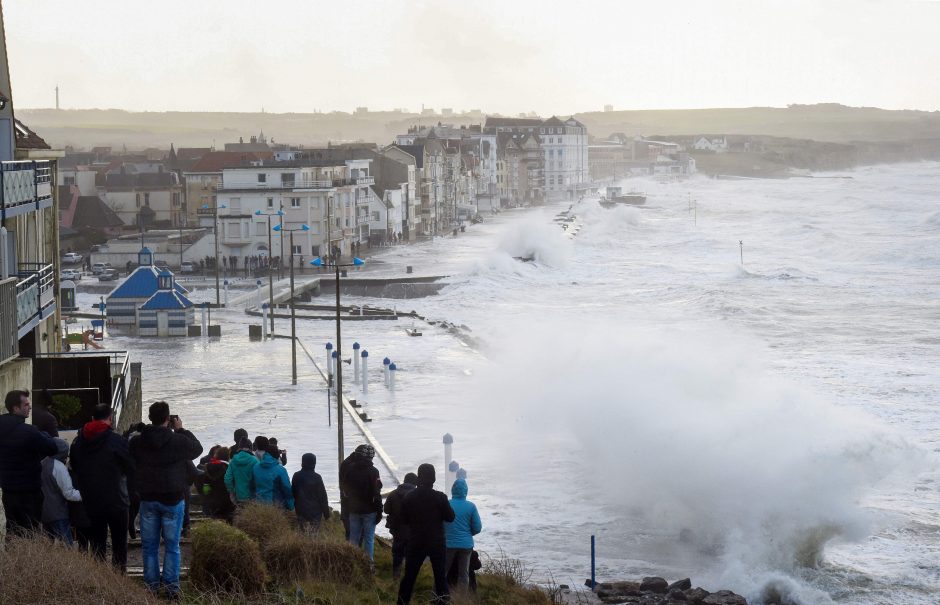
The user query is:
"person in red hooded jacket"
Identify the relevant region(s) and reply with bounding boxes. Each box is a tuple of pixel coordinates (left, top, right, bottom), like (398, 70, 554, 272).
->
(70, 404, 134, 572)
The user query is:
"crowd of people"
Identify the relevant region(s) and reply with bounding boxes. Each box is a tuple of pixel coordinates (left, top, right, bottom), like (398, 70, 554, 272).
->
(1, 389, 484, 604)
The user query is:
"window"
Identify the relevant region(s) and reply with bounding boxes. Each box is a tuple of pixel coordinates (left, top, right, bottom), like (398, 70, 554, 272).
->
(292, 244, 302, 255)
(172, 192, 181, 207)
(144, 192, 150, 206)
(258, 174, 266, 183)
(372, 211, 381, 221)
(281, 173, 295, 187)
(549, 176, 555, 185)
(267, 197, 274, 208)
(135, 193, 141, 208)
(291, 197, 301, 208)
(255, 222, 266, 236)
(64, 176, 75, 186)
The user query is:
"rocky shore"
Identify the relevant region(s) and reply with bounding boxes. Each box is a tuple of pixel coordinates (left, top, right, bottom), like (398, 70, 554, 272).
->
(557, 576, 748, 605)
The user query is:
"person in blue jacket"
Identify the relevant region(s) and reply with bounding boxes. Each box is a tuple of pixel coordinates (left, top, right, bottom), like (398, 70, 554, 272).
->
(443, 478, 482, 593)
(252, 444, 294, 510)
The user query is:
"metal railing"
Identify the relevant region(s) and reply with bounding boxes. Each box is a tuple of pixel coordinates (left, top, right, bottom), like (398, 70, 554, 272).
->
(216, 179, 334, 191)
(0, 277, 17, 363)
(1, 160, 53, 216)
(16, 263, 54, 332)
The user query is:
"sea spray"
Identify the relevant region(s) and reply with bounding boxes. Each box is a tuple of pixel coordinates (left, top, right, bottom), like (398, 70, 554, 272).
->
(455, 318, 923, 603)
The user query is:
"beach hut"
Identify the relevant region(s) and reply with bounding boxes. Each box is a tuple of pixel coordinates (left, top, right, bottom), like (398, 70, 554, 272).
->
(137, 270, 194, 337)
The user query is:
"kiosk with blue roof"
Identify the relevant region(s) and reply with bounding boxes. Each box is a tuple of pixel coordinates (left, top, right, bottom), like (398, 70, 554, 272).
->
(106, 247, 194, 336)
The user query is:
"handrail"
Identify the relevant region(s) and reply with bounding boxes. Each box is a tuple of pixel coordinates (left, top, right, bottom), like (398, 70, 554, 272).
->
(34, 350, 131, 423)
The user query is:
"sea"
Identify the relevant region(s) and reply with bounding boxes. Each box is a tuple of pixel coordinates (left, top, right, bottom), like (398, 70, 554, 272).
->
(78, 162, 940, 605)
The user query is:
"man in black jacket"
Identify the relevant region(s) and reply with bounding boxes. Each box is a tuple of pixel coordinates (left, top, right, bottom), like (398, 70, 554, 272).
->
(129, 401, 203, 600)
(397, 464, 455, 605)
(291, 453, 330, 533)
(384, 471, 418, 579)
(0, 389, 58, 534)
(70, 404, 134, 571)
(340, 444, 383, 561)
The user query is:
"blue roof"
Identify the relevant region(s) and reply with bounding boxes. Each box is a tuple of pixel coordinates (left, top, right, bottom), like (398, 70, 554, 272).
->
(139, 290, 194, 311)
(108, 266, 188, 299)
(140, 247, 152, 254)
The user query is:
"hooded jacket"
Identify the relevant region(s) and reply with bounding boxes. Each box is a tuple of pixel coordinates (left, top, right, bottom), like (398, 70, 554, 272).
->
(224, 450, 259, 502)
(40, 438, 82, 523)
(340, 453, 382, 515)
(0, 413, 58, 492)
(128, 424, 203, 505)
(196, 459, 234, 518)
(384, 473, 417, 539)
(69, 420, 134, 515)
(400, 464, 455, 548)
(252, 452, 294, 510)
(291, 453, 330, 522)
(444, 479, 482, 549)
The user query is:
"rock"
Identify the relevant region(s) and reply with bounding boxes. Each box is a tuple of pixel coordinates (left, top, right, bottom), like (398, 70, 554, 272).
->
(703, 590, 748, 605)
(640, 577, 669, 594)
(684, 588, 711, 604)
(596, 581, 642, 603)
(669, 578, 693, 592)
(667, 588, 688, 600)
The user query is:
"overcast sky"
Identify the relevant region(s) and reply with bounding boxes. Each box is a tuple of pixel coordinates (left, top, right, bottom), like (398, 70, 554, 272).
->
(5, 0, 940, 115)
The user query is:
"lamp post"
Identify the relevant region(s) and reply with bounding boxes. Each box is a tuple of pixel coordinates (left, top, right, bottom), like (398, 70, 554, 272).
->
(273, 223, 309, 385)
(202, 203, 227, 305)
(255, 209, 284, 334)
(310, 254, 365, 479)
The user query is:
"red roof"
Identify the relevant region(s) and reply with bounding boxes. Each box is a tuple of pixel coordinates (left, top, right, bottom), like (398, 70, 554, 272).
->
(187, 151, 272, 173)
(14, 119, 50, 150)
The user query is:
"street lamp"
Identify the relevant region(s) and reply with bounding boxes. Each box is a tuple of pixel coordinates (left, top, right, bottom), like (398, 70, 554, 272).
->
(202, 203, 227, 305)
(273, 222, 309, 385)
(310, 254, 365, 479)
(255, 209, 284, 334)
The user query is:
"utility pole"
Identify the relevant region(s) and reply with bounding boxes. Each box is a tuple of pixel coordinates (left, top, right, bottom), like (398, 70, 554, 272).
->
(739, 240, 744, 266)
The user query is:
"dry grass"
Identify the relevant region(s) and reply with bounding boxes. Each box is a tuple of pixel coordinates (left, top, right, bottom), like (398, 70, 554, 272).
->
(264, 531, 373, 586)
(233, 503, 294, 549)
(0, 534, 160, 605)
(190, 520, 267, 595)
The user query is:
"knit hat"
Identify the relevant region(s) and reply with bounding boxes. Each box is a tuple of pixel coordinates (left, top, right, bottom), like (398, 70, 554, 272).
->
(355, 444, 375, 459)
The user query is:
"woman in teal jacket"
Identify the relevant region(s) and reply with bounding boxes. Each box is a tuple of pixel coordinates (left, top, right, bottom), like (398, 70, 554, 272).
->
(443, 478, 482, 592)
(252, 448, 294, 511)
(223, 439, 258, 503)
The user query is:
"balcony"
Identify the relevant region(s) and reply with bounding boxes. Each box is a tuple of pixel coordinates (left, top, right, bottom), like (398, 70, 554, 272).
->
(1, 160, 54, 220)
(33, 350, 133, 431)
(16, 263, 56, 339)
(216, 179, 333, 191)
(0, 277, 16, 363)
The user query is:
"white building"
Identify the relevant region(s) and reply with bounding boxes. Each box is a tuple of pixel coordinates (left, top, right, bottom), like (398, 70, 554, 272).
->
(205, 159, 374, 265)
(693, 136, 728, 152)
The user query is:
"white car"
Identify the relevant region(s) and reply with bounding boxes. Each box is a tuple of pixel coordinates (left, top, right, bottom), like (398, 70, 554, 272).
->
(60, 269, 82, 281)
(62, 252, 83, 264)
(180, 261, 195, 273)
(91, 262, 110, 275)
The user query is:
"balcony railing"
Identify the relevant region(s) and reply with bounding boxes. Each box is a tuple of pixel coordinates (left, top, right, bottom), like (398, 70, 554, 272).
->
(34, 350, 130, 428)
(1, 160, 53, 220)
(216, 179, 334, 191)
(0, 277, 17, 363)
(16, 263, 55, 337)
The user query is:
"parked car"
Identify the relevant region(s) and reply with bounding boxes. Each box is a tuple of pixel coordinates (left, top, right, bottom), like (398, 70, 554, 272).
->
(62, 252, 83, 264)
(60, 269, 82, 281)
(180, 261, 195, 273)
(91, 262, 111, 275)
(97, 268, 119, 281)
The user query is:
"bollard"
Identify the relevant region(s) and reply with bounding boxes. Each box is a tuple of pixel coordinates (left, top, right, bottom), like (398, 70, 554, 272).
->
(201, 306, 207, 335)
(443, 434, 454, 493)
(456, 467, 467, 481)
(261, 304, 269, 340)
(256, 279, 263, 307)
(331, 351, 338, 393)
(448, 460, 460, 495)
(223, 280, 229, 307)
(383, 357, 391, 387)
(326, 342, 333, 375)
(389, 362, 397, 392)
(591, 535, 596, 590)
(361, 350, 369, 393)
(352, 342, 360, 383)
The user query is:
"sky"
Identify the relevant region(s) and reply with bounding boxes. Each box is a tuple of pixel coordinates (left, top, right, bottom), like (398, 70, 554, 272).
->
(4, 0, 940, 115)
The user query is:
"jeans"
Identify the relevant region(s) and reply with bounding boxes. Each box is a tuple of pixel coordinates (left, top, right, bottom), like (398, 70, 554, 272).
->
(347, 512, 377, 561)
(445, 548, 472, 591)
(140, 499, 185, 595)
(397, 542, 449, 605)
(88, 508, 129, 571)
(391, 535, 409, 577)
(45, 519, 73, 546)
